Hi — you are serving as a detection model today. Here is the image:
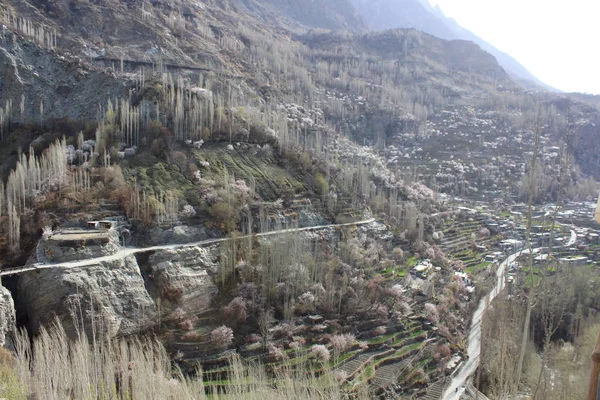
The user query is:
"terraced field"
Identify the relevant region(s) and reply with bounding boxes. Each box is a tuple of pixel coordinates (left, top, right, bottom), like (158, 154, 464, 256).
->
(188, 318, 434, 396)
(163, 213, 502, 397)
(422, 377, 450, 400)
(439, 213, 500, 272)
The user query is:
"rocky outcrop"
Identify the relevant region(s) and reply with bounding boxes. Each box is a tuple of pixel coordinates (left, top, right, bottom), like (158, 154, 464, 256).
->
(0, 284, 16, 348)
(0, 27, 130, 124)
(18, 255, 156, 339)
(148, 246, 219, 314)
(35, 229, 121, 263)
(146, 225, 209, 246)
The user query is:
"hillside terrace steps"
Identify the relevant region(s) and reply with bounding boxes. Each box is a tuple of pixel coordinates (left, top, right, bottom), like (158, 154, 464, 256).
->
(422, 377, 449, 400)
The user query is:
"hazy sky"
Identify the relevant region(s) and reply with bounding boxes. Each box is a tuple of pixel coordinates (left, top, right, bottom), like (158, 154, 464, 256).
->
(429, 0, 600, 94)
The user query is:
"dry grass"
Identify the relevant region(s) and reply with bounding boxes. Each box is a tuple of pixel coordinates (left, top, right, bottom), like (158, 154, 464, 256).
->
(0, 320, 371, 400)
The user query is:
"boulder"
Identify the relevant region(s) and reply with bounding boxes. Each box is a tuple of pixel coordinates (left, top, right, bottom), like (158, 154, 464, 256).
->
(0, 284, 16, 348)
(18, 255, 156, 338)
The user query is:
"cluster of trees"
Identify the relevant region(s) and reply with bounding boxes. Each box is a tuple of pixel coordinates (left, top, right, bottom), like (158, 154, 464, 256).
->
(480, 271, 598, 400)
(3, 139, 68, 251)
(0, 7, 57, 49)
(123, 186, 180, 227)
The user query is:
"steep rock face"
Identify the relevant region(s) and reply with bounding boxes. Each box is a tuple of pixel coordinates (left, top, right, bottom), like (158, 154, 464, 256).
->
(18, 255, 156, 338)
(0, 28, 130, 124)
(0, 284, 16, 348)
(147, 246, 219, 315)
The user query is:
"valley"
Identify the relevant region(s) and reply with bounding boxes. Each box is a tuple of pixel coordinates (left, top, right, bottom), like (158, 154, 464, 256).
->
(0, 0, 598, 399)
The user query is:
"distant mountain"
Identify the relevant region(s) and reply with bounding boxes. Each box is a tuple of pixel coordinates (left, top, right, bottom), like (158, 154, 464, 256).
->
(237, 0, 368, 33)
(351, 0, 555, 91)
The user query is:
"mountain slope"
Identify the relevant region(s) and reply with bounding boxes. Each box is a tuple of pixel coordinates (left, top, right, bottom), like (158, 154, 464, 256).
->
(0, 0, 597, 194)
(238, 0, 368, 33)
(351, 0, 552, 90)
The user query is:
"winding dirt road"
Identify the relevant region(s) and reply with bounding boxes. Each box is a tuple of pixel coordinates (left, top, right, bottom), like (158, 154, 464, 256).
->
(0, 218, 376, 277)
(442, 228, 577, 399)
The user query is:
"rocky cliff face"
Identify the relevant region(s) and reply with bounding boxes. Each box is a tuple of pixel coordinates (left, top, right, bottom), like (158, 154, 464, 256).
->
(0, 284, 16, 348)
(18, 255, 156, 338)
(17, 227, 224, 338)
(147, 246, 219, 315)
(19, 231, 157, 339)
(0, 27, 130, 124)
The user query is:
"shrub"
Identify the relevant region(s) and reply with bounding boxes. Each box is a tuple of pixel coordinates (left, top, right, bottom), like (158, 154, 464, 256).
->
(211, 326, 234, 349)
(296, 291, 316, 315)
(314, 173, 329, 195)
(372, 326, 387, 336)
(273, 323, 295, 339)
(267, 343, 287, 362)
(438, 326, 452, 339)
(406, 368, 426, 384)
(224, 297, 247, 324)
(425, 247, 436, 260)
(209, 202, 238, 233)
(310, 345, 330, 362)
(425, 303, 439, 324)
(177, 319, 194, 331)
(151, 138, 168, 158)
(161, 284, 183, 303)
(370, 303, 389, 322)
(333, 370, 349, 382)
(245, 334, 262, 344)
(181, 331, 203, 342)
(180, 204, 196, 218)
(436, 343, 452, 358)
(329, 334, 356, 353)
(291, 336, 306, 347)
(478, 227, 490, 237)
(388, 284, 405, 301)
(392, 247, 405, 261)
